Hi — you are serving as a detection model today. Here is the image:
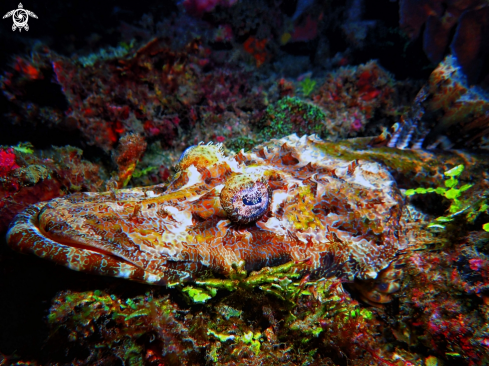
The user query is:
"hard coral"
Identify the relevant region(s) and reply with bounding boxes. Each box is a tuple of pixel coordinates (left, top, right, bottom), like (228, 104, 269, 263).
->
(399, 237, 489, 364)
(312, 61, 397, 139)
(13, 57, 41, 80)
(399, 0, 489, 84)
(0, 145, 105, 233)
(47, 290, 209, 365)
(1, 37, 265, 155)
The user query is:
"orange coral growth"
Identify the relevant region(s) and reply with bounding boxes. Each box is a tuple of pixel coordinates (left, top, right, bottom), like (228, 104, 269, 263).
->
(312, 61, 395, 137)
(357, 70, 382, 101)
(114, 134, 147, 188)
(243, 36, 268, 67)
(14, 57, 41, 80)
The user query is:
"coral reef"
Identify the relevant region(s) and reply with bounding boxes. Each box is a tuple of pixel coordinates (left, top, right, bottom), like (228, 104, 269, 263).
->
(27, 274, 421, 365)
(2, 2, 489, 365)
(388, 160, 489, 364)
(405, 164, 483, 231)
(32, 287, 258, 364)
(46, 290, 209, 365)
(396, 231, 489, 364)
(0, 38, 265, 153)
(311, 61, 397, 139)
(0, 144, 105, 233)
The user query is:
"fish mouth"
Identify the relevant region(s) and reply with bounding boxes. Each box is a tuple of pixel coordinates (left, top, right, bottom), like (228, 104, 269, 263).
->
(36, 203, 140, 268)
(7, 201, 173, 285)
(40, 225, 134, 266)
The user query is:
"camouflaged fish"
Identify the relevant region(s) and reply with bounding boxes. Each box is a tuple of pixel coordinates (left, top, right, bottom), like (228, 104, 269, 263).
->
(7, 134, 410, 305)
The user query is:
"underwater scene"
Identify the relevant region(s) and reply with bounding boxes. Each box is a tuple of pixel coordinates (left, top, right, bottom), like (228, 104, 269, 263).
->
(1, 0, 489, 365)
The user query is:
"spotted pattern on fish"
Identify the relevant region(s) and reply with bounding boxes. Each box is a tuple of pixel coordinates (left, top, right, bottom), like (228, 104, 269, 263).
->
(7, 134, 410, 290)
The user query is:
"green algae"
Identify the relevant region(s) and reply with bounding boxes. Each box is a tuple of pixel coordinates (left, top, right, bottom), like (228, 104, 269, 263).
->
(192, 260, 303, 296)
(224, 136, 258, 153)
(76, 40, 135, 67)
(12, 142, 34, 154)
(406, 164, 489, 232)
(257, 97, 329, 141)
(182, 285, 216, 303)
(131, 165, 157, 178)
(298, 77, 317, 97)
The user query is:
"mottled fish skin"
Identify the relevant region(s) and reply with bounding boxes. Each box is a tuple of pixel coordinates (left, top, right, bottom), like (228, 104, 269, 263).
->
(7, 134, 408, 287)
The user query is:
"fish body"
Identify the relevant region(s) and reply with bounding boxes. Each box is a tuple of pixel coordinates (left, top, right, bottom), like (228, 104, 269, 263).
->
(7, 135, 408, 296)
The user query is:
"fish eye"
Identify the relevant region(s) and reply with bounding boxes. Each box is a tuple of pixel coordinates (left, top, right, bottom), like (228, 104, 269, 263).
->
(220, 174, 271, 224)
(242, 195, 262, 206)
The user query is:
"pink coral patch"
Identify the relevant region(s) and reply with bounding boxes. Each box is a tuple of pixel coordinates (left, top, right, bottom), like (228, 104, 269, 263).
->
(0, 148, 20, 177)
